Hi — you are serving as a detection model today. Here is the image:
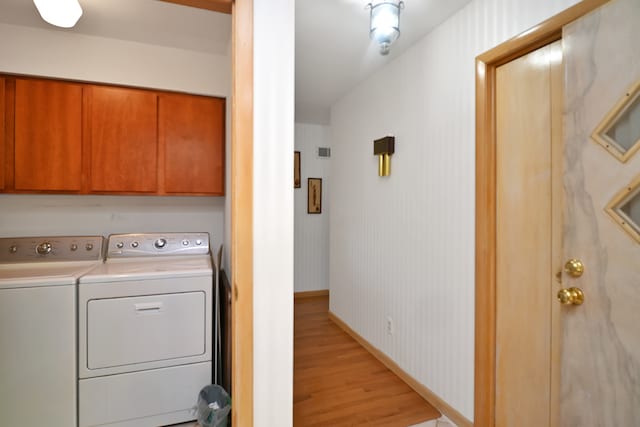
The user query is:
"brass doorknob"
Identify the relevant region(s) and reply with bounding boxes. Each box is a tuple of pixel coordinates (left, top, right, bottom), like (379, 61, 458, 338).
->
(564, 259, 584, 278)
(557, 287, 584, 305)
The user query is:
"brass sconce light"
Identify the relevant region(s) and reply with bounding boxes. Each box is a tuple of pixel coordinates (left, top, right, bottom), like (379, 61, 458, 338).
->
(373, 136, 395, 176)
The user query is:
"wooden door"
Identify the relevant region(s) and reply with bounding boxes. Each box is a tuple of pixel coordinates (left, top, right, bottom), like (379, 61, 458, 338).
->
(14, 78, 83, 191)
(495, 41, 563, 427)
(87, 85, 157, 193)
(159, 93, 225, 195)
(494, 1, 640, 425)
(560, 0, 640, 425)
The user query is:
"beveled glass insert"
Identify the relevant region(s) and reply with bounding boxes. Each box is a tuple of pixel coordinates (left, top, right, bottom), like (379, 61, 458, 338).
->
(606, 176, 640, 244)
(592, 80, 640, 163)
(620, 192, 640, 232)
(605, 95, 640, 152)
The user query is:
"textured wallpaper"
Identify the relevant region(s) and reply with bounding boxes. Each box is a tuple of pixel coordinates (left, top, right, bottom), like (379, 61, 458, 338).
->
(329, 0, 581, 420)
(294, 123, 331, 292)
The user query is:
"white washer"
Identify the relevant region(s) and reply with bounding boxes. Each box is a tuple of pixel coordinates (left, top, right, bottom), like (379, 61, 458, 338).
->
(78, 233, 212, 427)
(0, 236, 105, 427)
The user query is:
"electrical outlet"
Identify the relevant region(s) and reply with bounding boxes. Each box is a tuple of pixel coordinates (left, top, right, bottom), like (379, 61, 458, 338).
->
(386, 316, 394, 335)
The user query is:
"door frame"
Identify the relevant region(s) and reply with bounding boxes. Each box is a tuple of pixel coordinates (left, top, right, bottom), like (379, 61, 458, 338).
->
(231, 0, 254, 426)
(474, 0, 609, 426)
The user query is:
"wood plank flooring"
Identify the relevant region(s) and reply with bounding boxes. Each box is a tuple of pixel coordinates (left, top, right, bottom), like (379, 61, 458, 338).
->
(294, 296, 440, 426)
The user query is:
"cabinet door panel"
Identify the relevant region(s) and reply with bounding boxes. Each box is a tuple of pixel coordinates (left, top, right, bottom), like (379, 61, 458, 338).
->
(159, 94, 224, 194)
(0, 77, 4, 190)
(15, 79, 82, 191)
(89, 86, 157, 193)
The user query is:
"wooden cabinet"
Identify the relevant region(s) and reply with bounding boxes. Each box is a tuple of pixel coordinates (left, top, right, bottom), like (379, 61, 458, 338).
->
(159, 93, 225, 195)
(14, 79, 83, 191)
(0, 76, 225, 196)
(0, 77, 4, 191)
(87, 86, 158, 193)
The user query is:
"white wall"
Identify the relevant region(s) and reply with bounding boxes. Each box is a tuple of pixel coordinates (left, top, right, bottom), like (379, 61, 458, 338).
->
(0, 195, 225, 250)
(0, 22, 230, 256)
(253, 0, 294, 425)
(294, 123, 331, 292)
(329, 0, 580, 421)
(0, 23, 229, 96)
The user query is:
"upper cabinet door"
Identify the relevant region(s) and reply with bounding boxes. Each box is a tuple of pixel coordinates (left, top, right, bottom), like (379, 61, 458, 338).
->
(0, 77, 4, 191)
(87, 86, 158, 193)
(15, 78, 83, 191)
(159, 94, 225, 195)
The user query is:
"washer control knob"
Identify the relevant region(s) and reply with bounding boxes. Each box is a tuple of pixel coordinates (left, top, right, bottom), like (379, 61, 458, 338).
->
(131, 241, 139, 248)
(36, 242, 52, 255)
(116, 242, 124, 249)
(154, 238, 167, 249)
(182, 240, 189, 246)
(9, 245, 17, 254)
(70, 244, 78, 251)
(85, 243, 94, 251)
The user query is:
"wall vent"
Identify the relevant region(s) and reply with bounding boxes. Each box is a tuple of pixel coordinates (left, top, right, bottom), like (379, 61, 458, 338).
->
(317, 147, 331, 158)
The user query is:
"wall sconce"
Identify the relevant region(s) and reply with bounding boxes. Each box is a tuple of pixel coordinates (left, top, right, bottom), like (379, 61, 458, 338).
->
(367, 1, 404, 55)
(373, 136, 395, 176)
(33, 0, 83, 28)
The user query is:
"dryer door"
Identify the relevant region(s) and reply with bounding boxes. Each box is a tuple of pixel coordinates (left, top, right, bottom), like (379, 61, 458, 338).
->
(87, 291, 206, 370)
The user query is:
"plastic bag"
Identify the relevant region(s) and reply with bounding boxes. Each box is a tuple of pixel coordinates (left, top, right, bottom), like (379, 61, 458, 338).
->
(196, 385, 231, 427)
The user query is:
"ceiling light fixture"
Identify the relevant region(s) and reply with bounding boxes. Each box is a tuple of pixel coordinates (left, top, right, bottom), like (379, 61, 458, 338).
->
(367, 1, 404, 56)
(33, 0, 83, 28)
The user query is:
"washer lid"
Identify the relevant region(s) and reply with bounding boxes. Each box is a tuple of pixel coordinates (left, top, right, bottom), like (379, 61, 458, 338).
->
(79, 255, 213, 283)
(0, 261, 102, 289)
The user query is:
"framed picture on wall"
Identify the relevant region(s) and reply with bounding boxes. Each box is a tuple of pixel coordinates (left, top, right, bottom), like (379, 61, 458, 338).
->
(307, 178, 322, 214)
(294, 151, 301, 188)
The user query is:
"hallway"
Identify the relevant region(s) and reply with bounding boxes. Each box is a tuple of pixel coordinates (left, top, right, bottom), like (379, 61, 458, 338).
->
(293, 296, 440, 426)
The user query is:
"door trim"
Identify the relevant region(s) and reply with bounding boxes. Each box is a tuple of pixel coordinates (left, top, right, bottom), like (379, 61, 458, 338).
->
(232, 0, 254, 426)
(474, 1, 609, 426)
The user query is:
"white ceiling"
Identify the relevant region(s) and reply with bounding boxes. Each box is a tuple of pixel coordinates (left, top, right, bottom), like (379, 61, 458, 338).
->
(0, 0, 471, 124)
(295, 0, 472, 124)
(0, 0, 231, 55)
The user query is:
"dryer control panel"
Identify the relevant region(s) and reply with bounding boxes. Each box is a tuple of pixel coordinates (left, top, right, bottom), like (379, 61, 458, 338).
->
(107, 233, 210, 258)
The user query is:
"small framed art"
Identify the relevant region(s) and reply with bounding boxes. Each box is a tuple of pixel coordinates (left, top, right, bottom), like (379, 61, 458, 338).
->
(307, 178, 322, 214)
(294, 151, 301, 188)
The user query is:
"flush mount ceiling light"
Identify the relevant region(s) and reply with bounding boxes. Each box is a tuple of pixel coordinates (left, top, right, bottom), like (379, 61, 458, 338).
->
(367, 1, 404, 55)
(33, 0, 83, 28)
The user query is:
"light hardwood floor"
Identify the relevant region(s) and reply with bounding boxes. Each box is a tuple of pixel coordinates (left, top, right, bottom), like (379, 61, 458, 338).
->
(294, 296, 440, 426)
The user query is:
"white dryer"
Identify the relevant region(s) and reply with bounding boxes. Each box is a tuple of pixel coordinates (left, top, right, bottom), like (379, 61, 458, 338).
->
(0, 236, 105, 427)
(77, 233, 213, 427)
